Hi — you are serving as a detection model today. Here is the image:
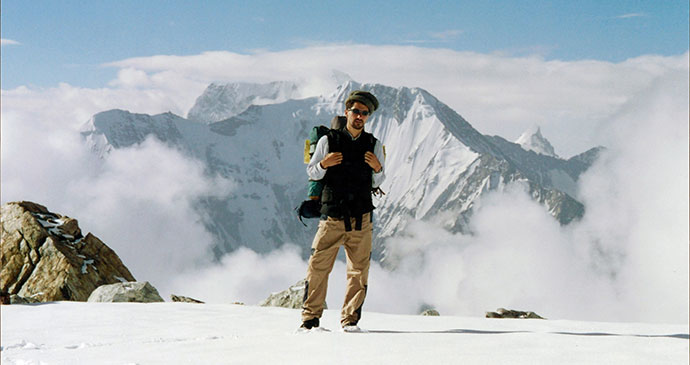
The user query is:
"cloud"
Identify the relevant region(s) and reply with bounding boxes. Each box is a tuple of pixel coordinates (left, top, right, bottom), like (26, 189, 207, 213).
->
(1, 39, 21, 46)
(107, 67, 152, 88)
(491, 44, 558, 59)
(66, 137, 234, 283)
(615, 13, 646, 19)
(404, 30, 464, 45)
(572, 68, 689, 322)
(375, 185, 617, 319)
(429, 29, 464, 40)
(168, 244, 307, 303)
(1, 82, 196, 130)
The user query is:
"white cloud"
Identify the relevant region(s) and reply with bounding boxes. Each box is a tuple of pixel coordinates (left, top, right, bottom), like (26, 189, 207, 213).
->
(615, 13, 646, 19)
(375, 185, 617, 320)
(1, 82, 195, 129)
(169, 244, 306, 303)
(429, 29, 464, 40)
(108, 67, 152, 88)
(572, 69, 689, 322)
(1, 38, 21, 46)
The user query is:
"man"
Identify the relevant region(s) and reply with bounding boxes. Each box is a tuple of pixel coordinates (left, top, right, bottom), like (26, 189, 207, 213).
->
(300, 90, 385, 332)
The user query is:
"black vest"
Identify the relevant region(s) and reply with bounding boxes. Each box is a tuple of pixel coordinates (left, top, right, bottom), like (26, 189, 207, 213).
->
(320, 129, 377, 220)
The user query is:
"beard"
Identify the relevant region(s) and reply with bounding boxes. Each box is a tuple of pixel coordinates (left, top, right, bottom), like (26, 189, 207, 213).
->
(351, 119, 364, 130)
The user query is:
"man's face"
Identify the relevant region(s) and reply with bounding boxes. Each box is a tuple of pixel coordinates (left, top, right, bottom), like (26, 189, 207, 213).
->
(345, 101, 370, 131)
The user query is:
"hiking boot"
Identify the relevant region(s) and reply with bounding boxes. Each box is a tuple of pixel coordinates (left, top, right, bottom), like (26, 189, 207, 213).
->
(300, 317, 320, 330)
(341, 323, 362, 332)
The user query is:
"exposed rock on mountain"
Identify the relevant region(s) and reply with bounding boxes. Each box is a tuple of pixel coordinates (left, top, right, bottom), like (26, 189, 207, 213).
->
(171, 294, 205, 303)
(80, 81, 602, 264)
(1, 201, 135, 302)
(260, 278, 326, 309)
(87, 281, 163, 303)
(486, 308, 545, 319)
(8, 294, 40, 304)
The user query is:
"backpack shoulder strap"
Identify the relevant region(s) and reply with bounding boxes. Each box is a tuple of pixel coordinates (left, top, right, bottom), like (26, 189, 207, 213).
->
(364, 132, 377, 152)
(327, 128, 343, 152)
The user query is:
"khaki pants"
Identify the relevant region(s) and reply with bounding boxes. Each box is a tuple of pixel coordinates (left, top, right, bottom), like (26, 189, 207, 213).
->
(302, 213, 372, 326)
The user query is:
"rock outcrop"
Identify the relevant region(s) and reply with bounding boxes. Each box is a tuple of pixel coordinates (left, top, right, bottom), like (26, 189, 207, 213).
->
(421, 309, 440, 316)
(260, 278, 326, 310)
(171, 294, 205, 303)
(8, 294, 41, 304)
(88, 281, 164, 303)
(1, 201, 136, 302)
(485, 308, 545, 319)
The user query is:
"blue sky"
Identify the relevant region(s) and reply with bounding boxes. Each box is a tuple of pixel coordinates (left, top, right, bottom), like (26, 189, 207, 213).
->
(1, 0, 688, 89)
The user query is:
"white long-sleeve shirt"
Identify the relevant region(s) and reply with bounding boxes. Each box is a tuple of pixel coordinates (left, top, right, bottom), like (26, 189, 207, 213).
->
(307, 132, 386, 188)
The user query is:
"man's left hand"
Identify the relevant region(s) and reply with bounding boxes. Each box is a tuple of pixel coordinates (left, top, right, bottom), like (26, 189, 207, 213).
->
(364, 151, 382, 173)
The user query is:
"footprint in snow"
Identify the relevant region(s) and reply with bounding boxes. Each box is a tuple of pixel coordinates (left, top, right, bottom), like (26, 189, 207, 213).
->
(3, 340, 44, 350)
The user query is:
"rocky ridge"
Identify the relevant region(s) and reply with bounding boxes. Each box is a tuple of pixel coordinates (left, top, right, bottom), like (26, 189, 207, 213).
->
(1, 201, 136, 302)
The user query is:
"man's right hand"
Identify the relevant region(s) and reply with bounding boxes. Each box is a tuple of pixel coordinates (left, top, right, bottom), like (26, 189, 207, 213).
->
(320, 152, 343, 169)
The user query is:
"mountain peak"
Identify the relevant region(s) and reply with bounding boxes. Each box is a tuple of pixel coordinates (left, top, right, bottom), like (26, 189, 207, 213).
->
(515, 126, 558, 157)
(187, 81, 301, 123)
(330, 70, 353, 85)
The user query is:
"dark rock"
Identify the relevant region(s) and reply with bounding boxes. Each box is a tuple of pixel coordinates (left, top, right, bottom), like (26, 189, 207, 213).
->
(421, 309, 440, 316)
(171, 294, 205, 303)
(485, 308, 545, 319)
(9, 294, 41, 304)
(260, 278, 326, 309)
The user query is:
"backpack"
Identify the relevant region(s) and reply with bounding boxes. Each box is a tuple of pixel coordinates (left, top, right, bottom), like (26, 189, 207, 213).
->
(304, 116, 346, 198)
(297, 116, 346, 223)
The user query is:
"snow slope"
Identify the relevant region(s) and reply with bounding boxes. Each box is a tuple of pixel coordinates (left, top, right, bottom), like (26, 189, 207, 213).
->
(2, 302, 687, 364)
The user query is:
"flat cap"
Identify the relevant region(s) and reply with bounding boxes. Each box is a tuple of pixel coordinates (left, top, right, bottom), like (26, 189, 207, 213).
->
(346, 90, 379, 113)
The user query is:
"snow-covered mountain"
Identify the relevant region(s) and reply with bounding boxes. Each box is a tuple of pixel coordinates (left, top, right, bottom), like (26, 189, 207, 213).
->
(81, 81, 601, 263)
(187, 69, 354, 123)
(187, 81, 302, 123)
(515, 126, 558, 157)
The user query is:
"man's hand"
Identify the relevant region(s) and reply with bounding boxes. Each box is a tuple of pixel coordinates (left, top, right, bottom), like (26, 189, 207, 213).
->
(364, 151, 382, 173)
(320, 152, 343, 169)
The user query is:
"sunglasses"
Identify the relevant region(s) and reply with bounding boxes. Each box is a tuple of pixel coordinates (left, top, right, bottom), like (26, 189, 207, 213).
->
(348, 108, 371, 116)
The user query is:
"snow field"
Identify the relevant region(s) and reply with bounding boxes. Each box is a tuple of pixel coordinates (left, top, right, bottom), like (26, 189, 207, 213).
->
(2, 302, 687, 365)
